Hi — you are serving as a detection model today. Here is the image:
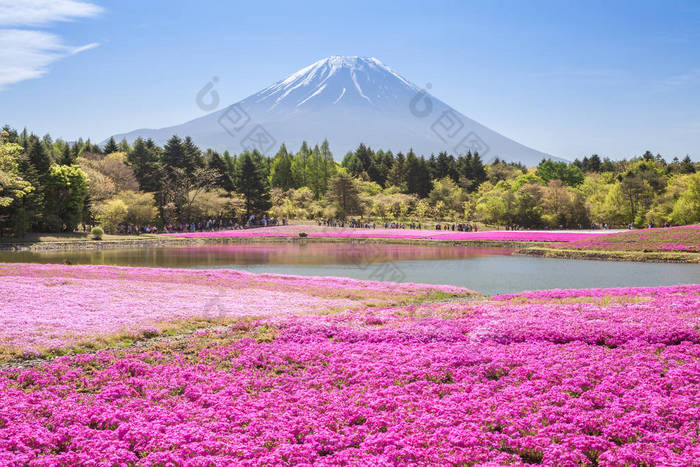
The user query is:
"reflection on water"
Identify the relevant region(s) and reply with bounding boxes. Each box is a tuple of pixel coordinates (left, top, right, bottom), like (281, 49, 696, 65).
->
(0, 243, 512, 268)
(1, 243, 698, 295)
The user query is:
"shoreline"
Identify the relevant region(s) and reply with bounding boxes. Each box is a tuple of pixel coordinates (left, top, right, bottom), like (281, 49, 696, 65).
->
(517, 246, 700, 263)
(0, 234, 698, 263)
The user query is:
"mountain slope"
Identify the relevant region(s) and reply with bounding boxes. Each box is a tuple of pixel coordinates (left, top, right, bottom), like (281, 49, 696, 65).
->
(110, 56, 560, 164)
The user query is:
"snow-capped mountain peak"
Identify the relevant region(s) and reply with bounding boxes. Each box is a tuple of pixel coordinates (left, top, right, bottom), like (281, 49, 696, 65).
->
(252, 56, 418, 110)
(110, 56, 559, 164)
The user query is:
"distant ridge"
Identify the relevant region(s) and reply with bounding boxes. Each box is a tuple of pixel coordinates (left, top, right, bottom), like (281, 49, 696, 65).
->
(109, 56, 561, 165)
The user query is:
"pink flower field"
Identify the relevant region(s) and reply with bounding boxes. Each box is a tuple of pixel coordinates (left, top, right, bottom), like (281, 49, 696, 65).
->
(1, 277, 698, 465)
(0, 263, 471, 358)
(166, 224, 618, 243)
(554, 225, 700, 253)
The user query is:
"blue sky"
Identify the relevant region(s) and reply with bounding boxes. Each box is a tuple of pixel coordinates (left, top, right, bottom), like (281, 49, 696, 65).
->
(1, 0, 699, 160)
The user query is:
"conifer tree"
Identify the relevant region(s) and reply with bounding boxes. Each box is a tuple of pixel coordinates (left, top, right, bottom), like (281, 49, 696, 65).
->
(103, 137, 119, 154)
(236, 152, 271, 215)
(162, 135, 186, 170)
(270, 144, 294, 190)
(128, 138, 162, 192)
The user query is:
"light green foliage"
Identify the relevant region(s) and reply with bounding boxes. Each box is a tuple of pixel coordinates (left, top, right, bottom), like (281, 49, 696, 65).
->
(536, 159, 584, 187)
(670, 173, 700, 225)
(90, 226, 104, 240)
(270, 144, 294, 190)
(98, 198, 128, 233)
(475, 182, 511, 225)
(0, 135, 33, 208)
(428, 177, 467, 213)
(117, 190, 159, 225)
(2, 123, 699, 235)
(43, 164, 89, 232)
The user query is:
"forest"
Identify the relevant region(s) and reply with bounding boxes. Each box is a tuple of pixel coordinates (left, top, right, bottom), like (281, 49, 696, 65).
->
(1, 125, 698, 236)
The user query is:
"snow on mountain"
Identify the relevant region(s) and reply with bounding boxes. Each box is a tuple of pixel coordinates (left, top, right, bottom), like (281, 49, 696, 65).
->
(110, 56, 560, 164)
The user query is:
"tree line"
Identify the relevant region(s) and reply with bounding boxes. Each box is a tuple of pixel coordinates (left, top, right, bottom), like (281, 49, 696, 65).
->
(1, 124, 698, 236)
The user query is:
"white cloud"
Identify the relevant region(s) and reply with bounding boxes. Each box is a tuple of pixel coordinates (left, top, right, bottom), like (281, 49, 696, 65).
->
(0, 0, 101, 89)
(0, 29, 100, 89)
(0, 0, 102, 27)
(71, 42, 100, 54)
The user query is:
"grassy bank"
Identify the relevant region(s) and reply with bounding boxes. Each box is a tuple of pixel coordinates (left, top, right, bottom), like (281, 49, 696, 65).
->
(0, 232, 191, 250)
(517, 246, 700, 263)
(517, 225, 700, 263)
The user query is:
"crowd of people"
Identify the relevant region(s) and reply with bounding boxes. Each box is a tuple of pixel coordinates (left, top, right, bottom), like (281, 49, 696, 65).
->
(86, 216, 679, 237)
(97, 215, 291, 235)
(318, 219, 480, 232)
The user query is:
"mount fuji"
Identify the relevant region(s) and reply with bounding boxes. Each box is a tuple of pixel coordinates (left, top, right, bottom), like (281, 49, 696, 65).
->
(110, 56, 558, 164)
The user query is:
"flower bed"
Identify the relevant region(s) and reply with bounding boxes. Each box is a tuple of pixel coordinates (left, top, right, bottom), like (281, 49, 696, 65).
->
(1, 284, 698, 465)
(553, 225, 700, 252)
(166, 224, 618, 243)
(0, 264, 472, 359)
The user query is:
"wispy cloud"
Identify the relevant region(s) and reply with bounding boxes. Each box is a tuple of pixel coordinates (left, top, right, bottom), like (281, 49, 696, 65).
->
(0, 0, 102, 90)
(0, 0, 102, 27)
(71, 42, 100, 54)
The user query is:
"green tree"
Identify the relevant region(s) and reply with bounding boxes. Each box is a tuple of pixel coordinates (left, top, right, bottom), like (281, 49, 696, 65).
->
(0, 132, 35, 234)
(103, 137, 119, 155)
(670, 173, 700, 224)
(117, 138, 131, 153)
(428, 177, 466, 214)
(27, 136, 51, 181)
(236, 152, 271, 215)
(43, 164, 89, 232)
(307, 142, 336, 198)
(291, 141, 311, 187)
(386, 152, 406, 189)
(117, 190, 158, 226)
(128, 138, 162, 192)
(678, 155, 696, 174)
(208, 150, 236, 192)
(328, 172, 361, 217)
(475, 181, 514, 226)
(97, 198, 128, 233)
(319, 139, 336, 193)
(405, 151, 431, 197)
(512, 182, 543, 227)
(536, 159, 584, 187)
(182, 136, 205, 172)
(162, 135, 187, 170)
(270, 144, 295, 190)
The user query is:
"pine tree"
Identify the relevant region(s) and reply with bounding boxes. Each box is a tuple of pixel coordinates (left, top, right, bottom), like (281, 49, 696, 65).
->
(270, 144, 294, 190)
(320, 139, 335, 194)
(117, 138, 131, 153)
(236, 152, 271, 215)
(27, 136, 51, 182)
(680, 155, 696, 174)
(387, 152, 406, 189)
(368, 149, 387, 186)
(182, 136, 204, 172)
(162, 135, 187, 169)
(469, 152, 487, 190)
(309, 145, 324, 198)
(103, 137, 119, 154)
(128, 138, 162, 192)
(58, 145, 74, 165)
(329, 172, 361, 217)
(291, 141, 311, 187)
(405, 150, 431, 197)
(208, 150, 236, 191)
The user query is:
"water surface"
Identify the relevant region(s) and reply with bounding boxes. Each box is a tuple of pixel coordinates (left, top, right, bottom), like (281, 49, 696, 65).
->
(2, 243, 697, 295)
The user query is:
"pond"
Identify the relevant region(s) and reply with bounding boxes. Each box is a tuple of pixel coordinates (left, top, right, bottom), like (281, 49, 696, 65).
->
(2, 243, 698, 295)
